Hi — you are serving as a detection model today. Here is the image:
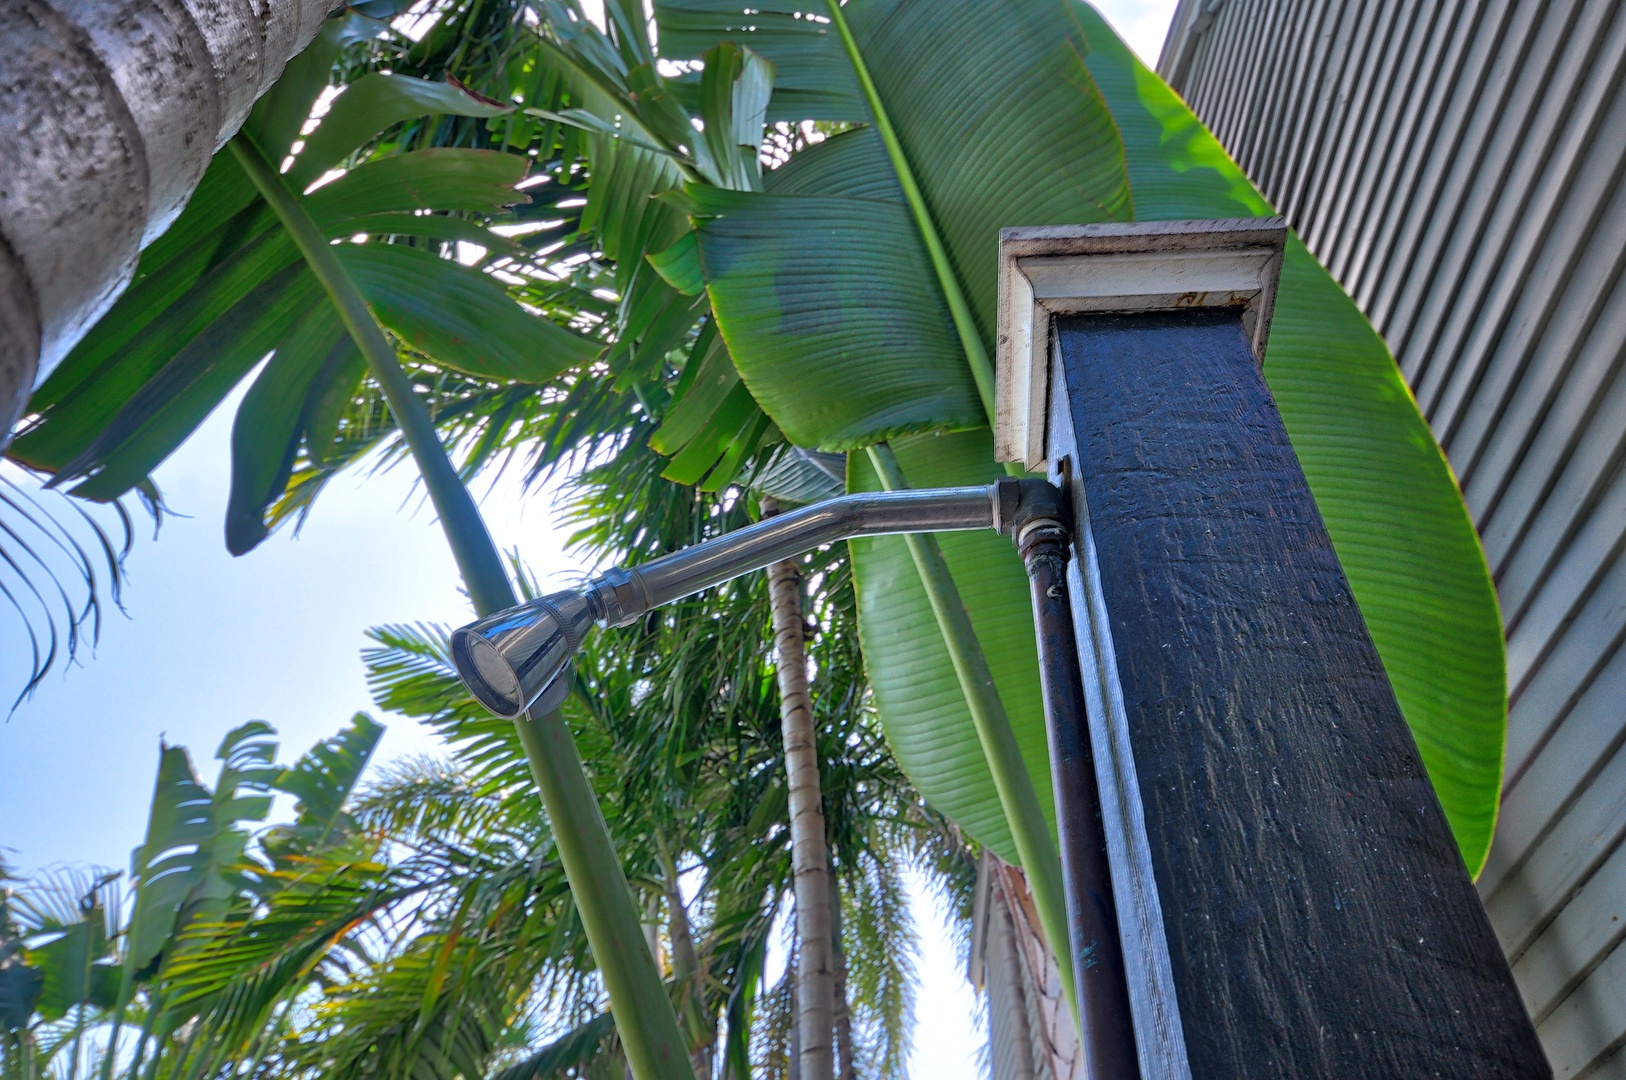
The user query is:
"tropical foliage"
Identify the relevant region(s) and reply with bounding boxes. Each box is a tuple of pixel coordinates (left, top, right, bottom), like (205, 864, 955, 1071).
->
(0, 463, 132, 708)
(1, 716, 387, 1080)
(1, 464, 971, 1077)
(5, 0, 1513, 1072)
(12, 0, 1504, 868)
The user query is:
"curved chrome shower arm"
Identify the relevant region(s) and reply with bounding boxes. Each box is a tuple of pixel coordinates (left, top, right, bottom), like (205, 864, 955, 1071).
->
(450, 478, 1064, 718)
(587, 484, 998, 626)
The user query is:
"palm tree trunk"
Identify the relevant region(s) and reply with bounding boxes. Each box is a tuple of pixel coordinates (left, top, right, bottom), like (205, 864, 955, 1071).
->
(0, 0, 337, 441)
(828, 876, 855, 1080)
(762, 498, 835, 1080)
(659, 853, 712, 1079)
(786, 965, 802, 1080)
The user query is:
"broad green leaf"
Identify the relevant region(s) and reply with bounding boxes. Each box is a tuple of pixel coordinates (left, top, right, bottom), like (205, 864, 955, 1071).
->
(302, 342, 367, 465)
(650, 324, 738, 455)
(62, 268, 323, 501)
(647, 232, 705, 296)
(11, 227, 301, 474)
(289, 72, 511, 189)
(210, 721, 281, 825)
(168, 723, 282, 947)
(743, 444, 846, 506)
(305, 149, 531, 225)
(663, 386, 772, 488)
(0, 961, 44, 1029)
(653, 0, 864, 122)
(848, 429, 1050, 863)
(251, 13, 388, 166)
(342, 212, 535, 261)
(30, 906, 118, 1021)
(687, 170, 981, 449)
(840, 0, 1132, 335)
(1075, 2, 1505, 872)
(64, 267, 322, 501)
(126, 747, 218, 975)
(648, 321, 776, 489)
(268, 713, 383, 855)
(227, 306, 348, 555)
(690, 43, 773, 190)
(338, 244, 601, 381)
(682, 0, 1132, 442)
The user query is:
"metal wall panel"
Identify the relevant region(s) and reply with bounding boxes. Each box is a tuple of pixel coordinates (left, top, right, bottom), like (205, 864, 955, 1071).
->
(1160, 2, 1626, 1075)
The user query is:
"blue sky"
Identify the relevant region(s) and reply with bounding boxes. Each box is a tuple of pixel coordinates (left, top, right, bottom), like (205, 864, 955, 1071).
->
(0, 5, 1174, 1074)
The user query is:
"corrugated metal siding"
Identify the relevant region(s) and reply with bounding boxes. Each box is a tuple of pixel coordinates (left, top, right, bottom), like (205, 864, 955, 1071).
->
(1159, 2, 1626, 1076)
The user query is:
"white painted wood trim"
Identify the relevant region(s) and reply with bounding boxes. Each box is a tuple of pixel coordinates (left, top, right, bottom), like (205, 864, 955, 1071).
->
(994, 219, 1287, 469)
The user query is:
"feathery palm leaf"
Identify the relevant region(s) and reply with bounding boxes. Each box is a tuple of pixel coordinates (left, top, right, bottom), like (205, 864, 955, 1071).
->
(0, 464, 132, 708)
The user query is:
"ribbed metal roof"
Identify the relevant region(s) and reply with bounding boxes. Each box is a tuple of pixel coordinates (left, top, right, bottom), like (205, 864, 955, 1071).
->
(1162, 1, 1626, 1075)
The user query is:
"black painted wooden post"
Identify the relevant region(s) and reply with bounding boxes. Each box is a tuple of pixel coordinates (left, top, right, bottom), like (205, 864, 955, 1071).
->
(995, 221, 1549, 1079)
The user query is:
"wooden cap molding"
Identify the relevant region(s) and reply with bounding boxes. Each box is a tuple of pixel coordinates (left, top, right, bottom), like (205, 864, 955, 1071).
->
(993, 218, 1287, 470)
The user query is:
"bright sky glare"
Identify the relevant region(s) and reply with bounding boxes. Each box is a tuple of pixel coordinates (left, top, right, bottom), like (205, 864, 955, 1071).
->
(0, 4, 1175, 1074)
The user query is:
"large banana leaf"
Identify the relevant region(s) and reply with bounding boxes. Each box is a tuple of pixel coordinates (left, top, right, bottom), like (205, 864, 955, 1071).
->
(658, 0, 1130, 863)
(1070, 4, 1505, 873)
(663, 0, 1505, 872)
(123, 722, 280, 981)
(263, 713, 384, 858)
(6, 16, 599, 556)
(662, 0, 1131, 443)
(27, 884, 120, 1022)
(848, 431, 1050, 858)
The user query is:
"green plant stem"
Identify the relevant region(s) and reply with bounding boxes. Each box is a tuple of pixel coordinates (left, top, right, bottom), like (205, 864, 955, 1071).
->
(824, 0, 996, 423)
(865, 443, 1078, 1025)
(227, 135, 512, 617)
(124, 995, 160, 1080)
(230, 133, 693, 1080)
(515, 710, 694, 1080)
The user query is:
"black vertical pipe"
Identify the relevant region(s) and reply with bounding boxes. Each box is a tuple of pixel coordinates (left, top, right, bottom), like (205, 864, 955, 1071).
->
(1011, 500, 1140, 1080)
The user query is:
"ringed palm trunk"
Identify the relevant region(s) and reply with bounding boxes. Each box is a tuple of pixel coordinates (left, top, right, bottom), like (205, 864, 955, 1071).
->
(657, 839, 713, 1078)
(0, 0, 338, 442)
(762, 499, 836, 1080)
(829, 876, 856, 1080)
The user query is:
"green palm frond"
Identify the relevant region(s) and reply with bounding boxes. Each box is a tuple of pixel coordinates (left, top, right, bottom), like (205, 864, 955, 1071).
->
(489, 1011, 618, 1080)
(0, 464, 132, 708)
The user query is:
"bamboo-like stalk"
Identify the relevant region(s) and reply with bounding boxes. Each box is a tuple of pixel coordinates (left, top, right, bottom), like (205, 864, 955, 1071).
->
(763, 498, 836, 1080)
(229, 134, 693, 1080)
(226, 135, 512, 618)
(864, 443, 1079, 1025)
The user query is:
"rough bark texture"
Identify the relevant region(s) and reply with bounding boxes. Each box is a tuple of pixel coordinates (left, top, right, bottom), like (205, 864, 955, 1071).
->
(763, 498, 835, 1080)
(659, 848, 711, 1079)
(1052, 309, 1547, 1076)
(0, 0, 339, 442)
(828, 875, 855, 1080)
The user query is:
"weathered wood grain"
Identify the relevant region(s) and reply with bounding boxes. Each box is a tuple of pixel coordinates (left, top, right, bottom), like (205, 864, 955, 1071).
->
(1050, 307, 1547, 1077)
